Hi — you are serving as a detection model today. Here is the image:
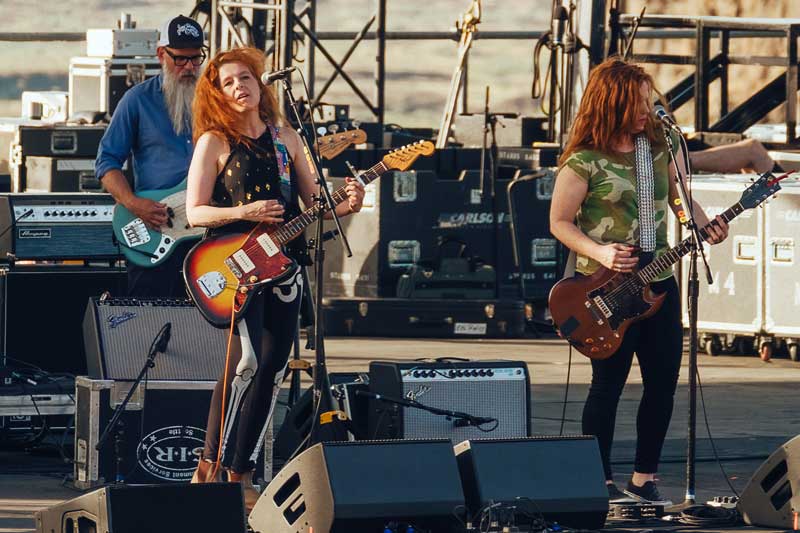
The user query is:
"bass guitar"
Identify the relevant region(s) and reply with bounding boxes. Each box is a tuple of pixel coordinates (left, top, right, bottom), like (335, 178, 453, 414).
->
(548, 171, 787, 360)
(112, 129, 367, 267)
(184, 140, 436, 328)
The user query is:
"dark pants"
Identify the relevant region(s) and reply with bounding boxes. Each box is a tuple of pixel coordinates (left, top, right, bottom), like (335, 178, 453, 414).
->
(581, 276, 683, 480)
(202, 270, 303, 473)
(126, 241, 194, 298)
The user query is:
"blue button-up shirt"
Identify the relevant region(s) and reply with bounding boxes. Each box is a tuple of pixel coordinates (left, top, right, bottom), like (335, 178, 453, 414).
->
(95, 73, 193, 192)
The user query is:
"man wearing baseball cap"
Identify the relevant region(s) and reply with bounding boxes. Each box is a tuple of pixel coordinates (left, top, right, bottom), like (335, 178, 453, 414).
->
(95, 15, 206, 297)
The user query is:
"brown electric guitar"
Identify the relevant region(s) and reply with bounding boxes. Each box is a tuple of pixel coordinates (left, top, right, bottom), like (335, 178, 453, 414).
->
(548, 171, 786, 360)
(184, 140, 435, 328)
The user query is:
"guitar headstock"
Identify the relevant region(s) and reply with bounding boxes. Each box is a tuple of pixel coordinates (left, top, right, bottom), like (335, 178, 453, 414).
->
(740, 171, 789, 209)
(382, 140, 436, 171)
(317, 129, 367, 160)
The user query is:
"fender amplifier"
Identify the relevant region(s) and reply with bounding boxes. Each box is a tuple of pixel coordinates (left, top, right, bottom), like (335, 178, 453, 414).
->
(368, 360, 530, 441)
(83, 298, 227, 381)
(0, 193, 120, 261)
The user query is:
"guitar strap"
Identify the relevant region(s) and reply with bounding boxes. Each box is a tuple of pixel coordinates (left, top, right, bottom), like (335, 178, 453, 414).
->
(561, 136, 656, 280)
(633, 133, 657, 253)
(268, 124, 294, 205)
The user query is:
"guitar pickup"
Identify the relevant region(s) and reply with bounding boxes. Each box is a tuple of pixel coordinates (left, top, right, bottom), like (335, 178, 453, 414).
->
(224, 258, 243, 279)
(592, 296, 613, 319)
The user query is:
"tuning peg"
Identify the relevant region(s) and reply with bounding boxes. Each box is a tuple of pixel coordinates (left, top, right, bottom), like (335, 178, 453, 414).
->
(351, 119, 361, 129)
(317, 126, 327, 136)
(328, 123, 340, 133)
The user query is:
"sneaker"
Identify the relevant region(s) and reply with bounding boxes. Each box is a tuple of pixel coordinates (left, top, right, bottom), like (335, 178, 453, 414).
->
(607, 483, 637, 504)
(624, 480, 673, 506)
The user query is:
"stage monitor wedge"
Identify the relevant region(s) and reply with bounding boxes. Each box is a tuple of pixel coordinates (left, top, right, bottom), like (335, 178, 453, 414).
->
(739, 434, 800, 529)
(455, 436, 609, 529)
(35, 483, 245, 533)
(250, 440, 465, 533)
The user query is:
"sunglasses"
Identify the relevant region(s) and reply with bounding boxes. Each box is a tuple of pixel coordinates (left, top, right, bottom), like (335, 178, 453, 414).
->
(164, 49, 206, 67)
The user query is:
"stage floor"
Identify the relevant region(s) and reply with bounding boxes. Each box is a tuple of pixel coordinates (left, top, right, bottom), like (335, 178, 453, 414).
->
(1, 335, 799, 533)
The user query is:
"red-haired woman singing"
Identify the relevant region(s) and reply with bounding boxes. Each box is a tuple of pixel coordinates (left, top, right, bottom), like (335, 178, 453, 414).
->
(185, 47, 364, 511)
(550, 58, 728, 505)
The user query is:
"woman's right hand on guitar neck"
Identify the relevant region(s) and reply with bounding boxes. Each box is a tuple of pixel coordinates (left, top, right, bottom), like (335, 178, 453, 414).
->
(596, 243, 638, 273)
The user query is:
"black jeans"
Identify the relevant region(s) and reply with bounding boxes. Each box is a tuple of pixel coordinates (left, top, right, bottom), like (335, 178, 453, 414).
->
(126, 241, 194, 298)
(581, 276, 683, 480)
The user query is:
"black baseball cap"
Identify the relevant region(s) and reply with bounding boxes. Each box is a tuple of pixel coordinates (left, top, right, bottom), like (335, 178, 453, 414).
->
(158, 15, 205, 49)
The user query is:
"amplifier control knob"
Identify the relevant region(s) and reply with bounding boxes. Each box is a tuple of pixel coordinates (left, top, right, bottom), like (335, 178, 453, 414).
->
(44, 211, 50, 216)
(487, 370, 494, 377)
(456, 370, 463, 377)
(413, 371, 420, 378)
(60, 211, 66, 216)
(448, 370, 456, 378)
(479, 369, 486, 377)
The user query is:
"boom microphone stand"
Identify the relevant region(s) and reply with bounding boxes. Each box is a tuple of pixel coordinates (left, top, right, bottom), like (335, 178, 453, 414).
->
(278, 75, 351, 447)
(661, 123, 714, 508)
(95, 322, 171, 483)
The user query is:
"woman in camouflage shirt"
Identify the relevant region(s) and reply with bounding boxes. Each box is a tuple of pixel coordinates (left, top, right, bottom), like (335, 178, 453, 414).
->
(550, 58, 728, 505)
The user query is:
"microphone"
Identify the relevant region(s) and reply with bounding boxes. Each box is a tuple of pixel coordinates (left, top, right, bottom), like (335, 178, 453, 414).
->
(551, 5, 568, 47)
(261, 66, 296, 85)
(453, 416, 496, 428)
(355, 390, 383, 400)
(653, 104, 681, 132)
(155, 322, 172, 354)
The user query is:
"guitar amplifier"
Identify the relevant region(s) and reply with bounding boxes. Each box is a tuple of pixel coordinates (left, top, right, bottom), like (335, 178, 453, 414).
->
(368, 360, 530, 441)
(0, 193, 120, 262)
(83, 298, 227, 381)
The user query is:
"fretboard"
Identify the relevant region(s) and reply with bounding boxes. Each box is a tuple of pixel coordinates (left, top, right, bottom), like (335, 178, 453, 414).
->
(270, 161, 390, 245)
(637, 202, 744, 284)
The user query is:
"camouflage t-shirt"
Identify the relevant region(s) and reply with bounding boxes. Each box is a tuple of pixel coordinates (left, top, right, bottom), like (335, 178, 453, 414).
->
(563, 143, 674, 281)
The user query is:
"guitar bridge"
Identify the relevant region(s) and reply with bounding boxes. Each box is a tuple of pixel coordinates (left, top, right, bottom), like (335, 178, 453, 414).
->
(121, 219, 150, 247)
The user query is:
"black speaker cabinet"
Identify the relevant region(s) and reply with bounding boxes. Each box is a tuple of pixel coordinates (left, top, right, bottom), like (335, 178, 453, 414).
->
(454, 436, 609, 529)
(368, 360, 530, 441)
(249, 440, 465, 533)
(83, 297, 227, 381)
(35, 483, 245, 533)
(0, 266, 126, 375)
(739, 434, 800, 529)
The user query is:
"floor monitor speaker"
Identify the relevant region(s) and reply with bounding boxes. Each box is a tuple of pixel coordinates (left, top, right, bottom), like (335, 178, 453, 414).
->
(739, 434, 800, 529)
(35, 483, 245, 533)
(249, 440, 465, 533)
(454, 436, 609, 529)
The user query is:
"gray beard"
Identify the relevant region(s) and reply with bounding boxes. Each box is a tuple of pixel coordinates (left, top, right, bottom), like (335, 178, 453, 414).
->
(162, 67, 197, 136)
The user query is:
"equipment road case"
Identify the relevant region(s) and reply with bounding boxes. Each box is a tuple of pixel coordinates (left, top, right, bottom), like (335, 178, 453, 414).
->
(679, 175, 765, 355)
(321, 297, 528, 338)
(74, 377, 276, 489)
(1, 119, 108, 191)
(69, 56, 160, 117)
(764, 178, 800, 360)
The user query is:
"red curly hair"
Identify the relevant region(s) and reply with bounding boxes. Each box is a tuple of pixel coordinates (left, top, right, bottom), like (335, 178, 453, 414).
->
(192, 47, 283, 146)
(559, 58, 662, 166)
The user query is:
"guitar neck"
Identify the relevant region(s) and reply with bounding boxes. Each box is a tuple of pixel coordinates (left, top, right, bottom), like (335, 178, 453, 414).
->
(270, 161, 389, 245)
(637, 202, 745, 284)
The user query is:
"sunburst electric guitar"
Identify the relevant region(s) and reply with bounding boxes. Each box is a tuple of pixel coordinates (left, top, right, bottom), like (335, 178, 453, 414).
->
(548, 171, 787, 360)
(184, 140, 436, 328)
(112, 129, 367, 267)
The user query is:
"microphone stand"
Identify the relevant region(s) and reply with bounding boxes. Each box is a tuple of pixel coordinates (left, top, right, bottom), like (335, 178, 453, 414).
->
(95, 322, 170, 483)
(278, 75, 351, 447)
(357, 391, 496, 432)
(662, 126, 713, 508)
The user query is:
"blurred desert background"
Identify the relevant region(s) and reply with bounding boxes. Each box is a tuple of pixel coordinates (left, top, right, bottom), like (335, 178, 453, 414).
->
(1, 0, 799, 128)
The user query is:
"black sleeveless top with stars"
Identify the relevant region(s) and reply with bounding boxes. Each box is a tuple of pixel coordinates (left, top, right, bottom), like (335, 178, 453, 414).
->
(209, 129, 309, 263)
